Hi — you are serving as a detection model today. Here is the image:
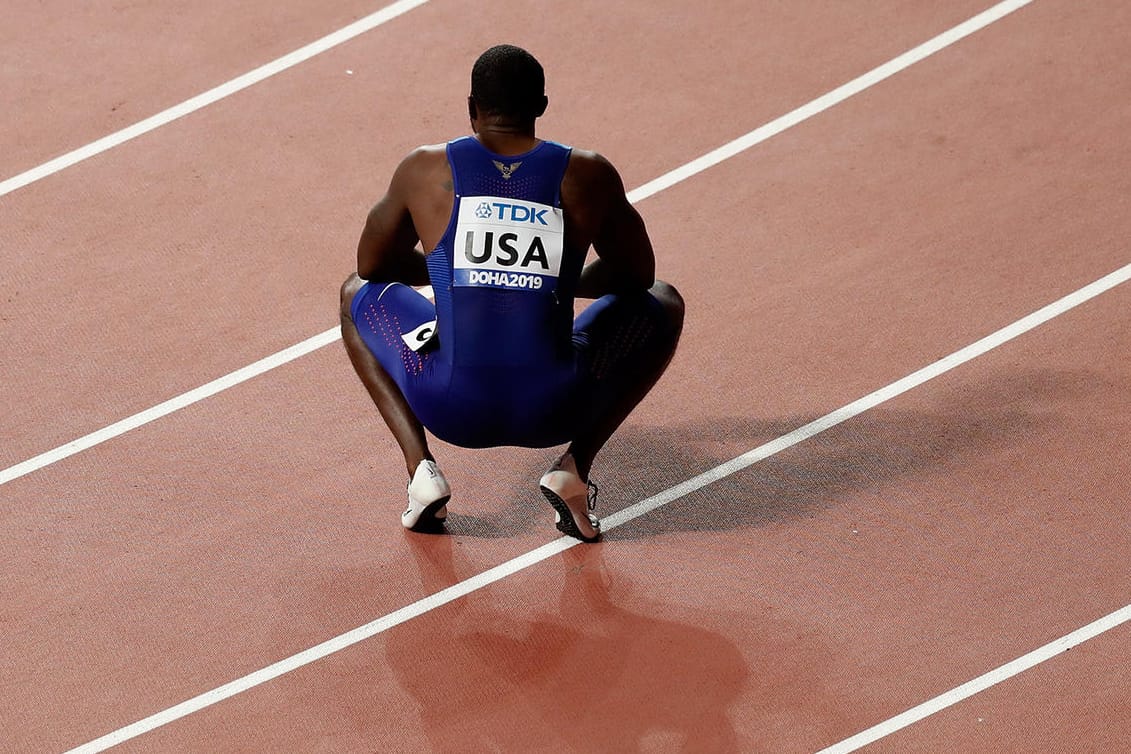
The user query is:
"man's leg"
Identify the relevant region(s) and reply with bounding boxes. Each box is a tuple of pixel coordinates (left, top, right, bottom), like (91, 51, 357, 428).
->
(566, 280, 685, 480)
(339, 273, 434, 478)
(540, 280, 684, 542)
(341, 274, 452, 530)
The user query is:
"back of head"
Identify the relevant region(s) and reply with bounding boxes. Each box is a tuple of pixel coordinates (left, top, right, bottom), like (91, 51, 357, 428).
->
(470, 44, 548, 122)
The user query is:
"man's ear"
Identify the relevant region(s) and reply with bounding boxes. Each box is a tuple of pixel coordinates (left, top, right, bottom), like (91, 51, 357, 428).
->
(534, 95, 548, 118)
(467, 96, 477, 122)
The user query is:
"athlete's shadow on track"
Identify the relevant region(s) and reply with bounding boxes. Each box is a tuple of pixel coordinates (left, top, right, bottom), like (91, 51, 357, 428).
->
(435, 368, 1093, 539)
(432, 368, 1096, 539)
(598, 368, 1095, 538)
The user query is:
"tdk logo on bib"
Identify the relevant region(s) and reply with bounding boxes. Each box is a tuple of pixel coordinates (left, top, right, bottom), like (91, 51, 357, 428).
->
(473, 200, 550, 225)
(454, 195, 564, 292)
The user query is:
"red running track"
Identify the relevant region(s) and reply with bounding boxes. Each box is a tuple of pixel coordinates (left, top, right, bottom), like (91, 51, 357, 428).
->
(2, 0, 1128, 751)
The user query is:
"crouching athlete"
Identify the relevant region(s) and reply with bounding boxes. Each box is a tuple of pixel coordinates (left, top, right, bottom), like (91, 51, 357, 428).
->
(340, 44, 684, 542)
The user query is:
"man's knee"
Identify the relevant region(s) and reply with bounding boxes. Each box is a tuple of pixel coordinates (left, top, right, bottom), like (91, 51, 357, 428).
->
(341, 273, 364, 320)
(649, 280, 685, 336)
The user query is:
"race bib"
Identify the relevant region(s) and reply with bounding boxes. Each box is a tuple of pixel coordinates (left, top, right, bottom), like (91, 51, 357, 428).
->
(452, 196, 564, 291)
(400, 319, 438, 352)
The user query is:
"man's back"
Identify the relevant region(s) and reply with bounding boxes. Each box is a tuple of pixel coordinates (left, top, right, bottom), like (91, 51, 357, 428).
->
(426, 136, 576, 368)
(385, 136, 656, 298)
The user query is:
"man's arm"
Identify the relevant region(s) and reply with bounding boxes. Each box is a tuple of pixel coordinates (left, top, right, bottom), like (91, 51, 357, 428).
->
(570, 151, 656, 298)
(356, 151, 430, 285)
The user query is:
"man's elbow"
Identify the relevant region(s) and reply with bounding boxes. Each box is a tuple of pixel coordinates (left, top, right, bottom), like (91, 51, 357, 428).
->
(356, 259, 378, 281)
(628, 257, 657, 290)
(355, 256, 380, 281)
(628, 270, 655, 291)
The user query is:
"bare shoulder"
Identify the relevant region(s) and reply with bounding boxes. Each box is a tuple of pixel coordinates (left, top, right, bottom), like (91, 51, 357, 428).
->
(390, 143, 449, 188)
(561, 147, 628, 218)
(404, 142, 448, 163)
(377, 143, 453, 251)
(564, 148, 624, 188)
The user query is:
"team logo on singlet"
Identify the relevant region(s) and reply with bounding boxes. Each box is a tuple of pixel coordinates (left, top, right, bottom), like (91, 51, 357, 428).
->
(453, 196, 564, 291)
(492, 160, 522, 180)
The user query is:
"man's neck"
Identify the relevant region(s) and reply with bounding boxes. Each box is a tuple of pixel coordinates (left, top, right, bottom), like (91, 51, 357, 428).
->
(473, 121, 539, 156)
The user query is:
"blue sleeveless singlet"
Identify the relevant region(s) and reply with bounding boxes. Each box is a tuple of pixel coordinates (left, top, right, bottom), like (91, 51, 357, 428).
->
(412, 137, 586, 447)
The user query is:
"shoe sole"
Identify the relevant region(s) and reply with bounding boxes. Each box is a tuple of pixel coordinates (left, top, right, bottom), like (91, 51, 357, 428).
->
(540, 486, 601, 543)
(404, 494, 450, 532)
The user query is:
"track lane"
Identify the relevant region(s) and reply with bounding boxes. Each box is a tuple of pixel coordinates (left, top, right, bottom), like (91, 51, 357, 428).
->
(0, 0, 419, 179)
(865, 622, 1131, 752)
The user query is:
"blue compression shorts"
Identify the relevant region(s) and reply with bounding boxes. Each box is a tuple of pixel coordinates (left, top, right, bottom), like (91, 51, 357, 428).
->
(350, 282, 673, 448)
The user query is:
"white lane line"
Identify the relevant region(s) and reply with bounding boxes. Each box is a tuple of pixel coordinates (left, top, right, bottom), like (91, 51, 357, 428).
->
(65, 536, 578, 753)
(0, 285, 432, 487)
(626, 0, 1036, 204)
(0, 0, 1036, 488)
(0, 0, 431, 199)
(817, 605, 1131, 753)
(66, 263, 1131, 753)
(1, 327, 336, 486)
(602, 262, 1131, 528)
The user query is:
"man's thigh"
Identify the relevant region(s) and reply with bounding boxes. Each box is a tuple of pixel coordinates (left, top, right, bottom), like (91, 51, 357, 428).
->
(572, 290, 672, 382)
(350, 282, 438, 382)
